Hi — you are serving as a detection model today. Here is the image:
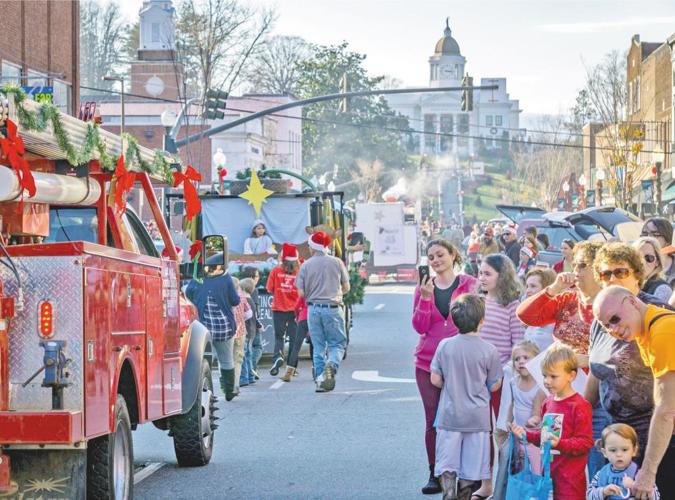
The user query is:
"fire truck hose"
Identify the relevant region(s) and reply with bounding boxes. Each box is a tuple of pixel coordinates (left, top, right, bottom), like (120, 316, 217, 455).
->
(0, 165, 101, 205)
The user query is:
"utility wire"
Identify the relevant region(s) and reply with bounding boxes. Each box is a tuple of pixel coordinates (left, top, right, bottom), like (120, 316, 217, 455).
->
(78, 84, 669, 154)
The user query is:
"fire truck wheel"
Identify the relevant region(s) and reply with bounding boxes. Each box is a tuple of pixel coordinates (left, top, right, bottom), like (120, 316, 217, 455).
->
(172, 360, 215, 466)
(87, 394, 133, 500)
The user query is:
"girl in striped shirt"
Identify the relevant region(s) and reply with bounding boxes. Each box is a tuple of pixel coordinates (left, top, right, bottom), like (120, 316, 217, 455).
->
(478, 253, 526, 420)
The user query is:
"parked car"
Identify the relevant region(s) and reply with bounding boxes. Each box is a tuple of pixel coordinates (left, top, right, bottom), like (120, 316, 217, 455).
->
(495, 204, 644, 266)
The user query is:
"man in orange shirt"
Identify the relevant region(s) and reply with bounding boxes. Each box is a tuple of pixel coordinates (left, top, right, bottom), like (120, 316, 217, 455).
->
(594, 286, 675, 500)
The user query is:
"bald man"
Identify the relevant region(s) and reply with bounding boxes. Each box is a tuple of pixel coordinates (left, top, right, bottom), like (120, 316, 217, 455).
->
(594, 286, 675, 500)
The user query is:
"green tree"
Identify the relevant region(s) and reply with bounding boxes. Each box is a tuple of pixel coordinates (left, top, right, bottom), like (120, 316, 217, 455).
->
(295, 42, 412, 198)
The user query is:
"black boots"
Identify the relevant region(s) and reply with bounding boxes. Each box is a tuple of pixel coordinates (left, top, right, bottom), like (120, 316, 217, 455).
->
(421, 464, 442, 494)
(220, 369, 236, 401)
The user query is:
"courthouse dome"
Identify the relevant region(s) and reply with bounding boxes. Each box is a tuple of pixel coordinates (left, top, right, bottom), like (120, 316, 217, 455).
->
(434, 19, 461, 56)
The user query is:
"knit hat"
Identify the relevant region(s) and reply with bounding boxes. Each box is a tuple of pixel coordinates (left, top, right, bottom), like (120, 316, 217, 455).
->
(308, 231, 332, 252)
(281, 242, 299, 261)
(251, 219, 265, 231)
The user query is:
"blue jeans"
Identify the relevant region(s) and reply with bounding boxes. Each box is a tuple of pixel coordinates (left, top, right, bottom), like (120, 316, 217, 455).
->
(239, 336, 254, 384)
(251, 330, 263, 371)
(589, 404, 612, 477)
(308, 304, 346, 378)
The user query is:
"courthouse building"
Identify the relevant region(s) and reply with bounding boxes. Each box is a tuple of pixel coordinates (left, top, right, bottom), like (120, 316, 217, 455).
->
(385, 20, 522, 158)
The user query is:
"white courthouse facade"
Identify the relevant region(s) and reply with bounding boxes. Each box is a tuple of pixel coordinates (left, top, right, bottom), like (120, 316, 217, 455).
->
(385, 20, 522, 158)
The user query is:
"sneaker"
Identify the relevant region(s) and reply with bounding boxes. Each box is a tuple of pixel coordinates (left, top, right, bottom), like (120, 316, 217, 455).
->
(315, 381, 327, 392)
(320, 362, 336, 392)
(251, 369, 260, 380)
(270, 358, 283, 376)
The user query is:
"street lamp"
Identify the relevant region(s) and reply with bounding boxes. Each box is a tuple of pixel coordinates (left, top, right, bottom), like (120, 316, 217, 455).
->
(596, 168, 606, 207)
(102, 75, 125, 136)
(578, 174, 587, 209)
(562, 181, 571, 211)
(213, 148, 227, 193)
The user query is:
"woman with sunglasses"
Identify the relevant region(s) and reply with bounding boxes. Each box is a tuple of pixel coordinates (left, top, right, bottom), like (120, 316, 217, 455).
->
(586, 242, 674, 490)
(516, 241, 603, 366)
(633, 237, 672, 303)
(640, 217, 675, 285)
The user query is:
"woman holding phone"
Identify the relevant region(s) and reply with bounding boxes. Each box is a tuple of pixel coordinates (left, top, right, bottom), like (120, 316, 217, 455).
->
(412, 239, 478, 494)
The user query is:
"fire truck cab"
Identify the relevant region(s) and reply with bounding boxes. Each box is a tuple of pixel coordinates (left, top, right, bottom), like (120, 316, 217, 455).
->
(0, 97, 216, 499)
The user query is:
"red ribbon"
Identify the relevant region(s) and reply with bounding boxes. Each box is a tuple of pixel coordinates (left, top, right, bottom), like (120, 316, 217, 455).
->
(113, 155, 136, 215)
(189, 240, 203, 263)
(173, 165, 202, 221)
(0, 119, 36, 204)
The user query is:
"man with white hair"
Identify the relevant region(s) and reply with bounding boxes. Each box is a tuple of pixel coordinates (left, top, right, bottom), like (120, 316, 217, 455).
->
(296, 231, 350, 392)
(593, 285, 675, 500)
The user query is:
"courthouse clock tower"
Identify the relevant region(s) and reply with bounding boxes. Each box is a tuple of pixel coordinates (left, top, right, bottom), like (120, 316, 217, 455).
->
(429, 19, 466, 88)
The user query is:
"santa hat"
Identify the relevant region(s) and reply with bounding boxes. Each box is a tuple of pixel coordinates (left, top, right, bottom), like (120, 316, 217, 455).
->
(281, 242, 299, 261)
(308, 231, 332, 252)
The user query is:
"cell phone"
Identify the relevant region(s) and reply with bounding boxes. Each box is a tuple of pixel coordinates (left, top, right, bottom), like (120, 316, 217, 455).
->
(418, 265, 430, 283)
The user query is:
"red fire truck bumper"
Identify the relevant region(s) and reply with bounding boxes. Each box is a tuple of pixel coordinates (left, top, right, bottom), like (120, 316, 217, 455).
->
(0, 411, 83, 444)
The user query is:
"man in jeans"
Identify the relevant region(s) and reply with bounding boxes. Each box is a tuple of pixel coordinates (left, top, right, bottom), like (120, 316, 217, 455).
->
(296, 231, 350, 392)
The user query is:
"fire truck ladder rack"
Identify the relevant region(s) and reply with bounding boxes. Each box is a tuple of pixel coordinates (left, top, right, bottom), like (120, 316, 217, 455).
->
(4, 96, 177, 183)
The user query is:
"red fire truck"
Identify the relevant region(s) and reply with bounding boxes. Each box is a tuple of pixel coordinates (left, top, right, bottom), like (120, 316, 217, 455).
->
(0, 97, 216, 498)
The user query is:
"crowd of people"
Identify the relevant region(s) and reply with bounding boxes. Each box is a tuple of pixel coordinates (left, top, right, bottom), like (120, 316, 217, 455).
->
(186, 229, 351, 397)
(413, 217, 675, 500)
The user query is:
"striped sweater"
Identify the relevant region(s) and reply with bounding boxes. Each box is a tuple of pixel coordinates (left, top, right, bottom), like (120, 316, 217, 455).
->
(480, 296, 525, 365)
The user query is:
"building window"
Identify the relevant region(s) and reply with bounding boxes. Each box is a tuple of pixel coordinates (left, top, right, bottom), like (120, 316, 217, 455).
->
(26, 70, 48, 87)
(485, 115, 493, 126)
(495, 115, 503, 126)
(440, 114, 453, 152)
(52, 80, 72, 114)
(152, 23, 160, 43)
(424, 114, 436, 149)
(1, 61, 21, 85)
(458, 114, 469, 148)
(251, 146, 260, 154)
(635, 77, 641, 111)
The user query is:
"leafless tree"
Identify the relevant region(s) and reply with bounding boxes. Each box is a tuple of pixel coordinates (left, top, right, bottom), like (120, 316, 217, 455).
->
(175, 0, 275, 98)
(513, 115, 582, 210)
(577, 50, 650, 209)
(80, 0, 129, 90)
(352, 159, 385, 202)
(244, 36, 311, 95)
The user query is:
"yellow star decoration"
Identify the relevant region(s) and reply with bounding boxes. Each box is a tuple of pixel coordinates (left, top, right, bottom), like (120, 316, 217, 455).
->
(238, 170, 274, 216)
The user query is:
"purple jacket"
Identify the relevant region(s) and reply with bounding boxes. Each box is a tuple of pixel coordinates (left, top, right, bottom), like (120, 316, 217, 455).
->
(412, 274, 478, 372)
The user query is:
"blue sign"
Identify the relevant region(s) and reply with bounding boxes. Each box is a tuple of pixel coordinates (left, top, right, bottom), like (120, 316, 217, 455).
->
(22, 86, 54, 104)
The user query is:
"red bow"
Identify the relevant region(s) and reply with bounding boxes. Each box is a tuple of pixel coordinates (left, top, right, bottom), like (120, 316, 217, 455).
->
(218, 167, 227, 180)
(173, 165, 202, 221)
(0, 119, 36, 204)
(189, 240, 203, 262)
(113, 155, 136, 215)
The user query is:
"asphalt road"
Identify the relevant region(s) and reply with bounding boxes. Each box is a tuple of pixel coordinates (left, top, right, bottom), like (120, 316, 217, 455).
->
(133, 284, 430, 500)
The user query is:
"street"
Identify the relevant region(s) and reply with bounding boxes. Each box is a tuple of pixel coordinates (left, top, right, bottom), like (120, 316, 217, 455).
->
(133, 284, 426, 500)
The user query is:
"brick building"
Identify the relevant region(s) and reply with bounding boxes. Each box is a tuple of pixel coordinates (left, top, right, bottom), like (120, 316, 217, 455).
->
(582, 33, 673, 213)
(0, 0, 79, 115)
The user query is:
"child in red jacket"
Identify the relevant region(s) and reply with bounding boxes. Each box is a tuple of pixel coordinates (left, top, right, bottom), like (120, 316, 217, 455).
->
(510, 345, 593, 500)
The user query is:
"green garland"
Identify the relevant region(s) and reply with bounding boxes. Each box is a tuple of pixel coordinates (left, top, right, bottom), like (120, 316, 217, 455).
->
(0, 84, 175, 184)
(344, 268, 367, 307)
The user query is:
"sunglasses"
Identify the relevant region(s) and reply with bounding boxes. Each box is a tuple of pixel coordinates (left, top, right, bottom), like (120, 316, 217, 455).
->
(641, 231, 663, 238)
(599, 313, 622, 331)
(598, 268, 631, 281)
(644, 254, 657, 264)
(572, 261, 589, 270)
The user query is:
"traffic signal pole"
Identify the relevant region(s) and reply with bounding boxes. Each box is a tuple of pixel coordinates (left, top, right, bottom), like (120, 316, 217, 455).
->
(169, 84, 496, 153)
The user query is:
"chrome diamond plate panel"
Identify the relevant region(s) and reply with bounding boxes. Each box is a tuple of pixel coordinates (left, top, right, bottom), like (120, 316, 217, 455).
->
(1, 256, 84, 411)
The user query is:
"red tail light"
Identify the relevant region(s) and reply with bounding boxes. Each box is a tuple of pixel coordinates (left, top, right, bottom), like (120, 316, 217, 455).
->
(38, 301, 54, 338)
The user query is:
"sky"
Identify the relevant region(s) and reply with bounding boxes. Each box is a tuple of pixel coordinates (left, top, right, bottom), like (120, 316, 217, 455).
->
(120, 0, 675, 119)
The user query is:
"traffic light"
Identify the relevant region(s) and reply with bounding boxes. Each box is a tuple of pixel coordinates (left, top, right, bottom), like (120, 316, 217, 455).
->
(204, 89, 228, 120)
(461, 75, 473, 112)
